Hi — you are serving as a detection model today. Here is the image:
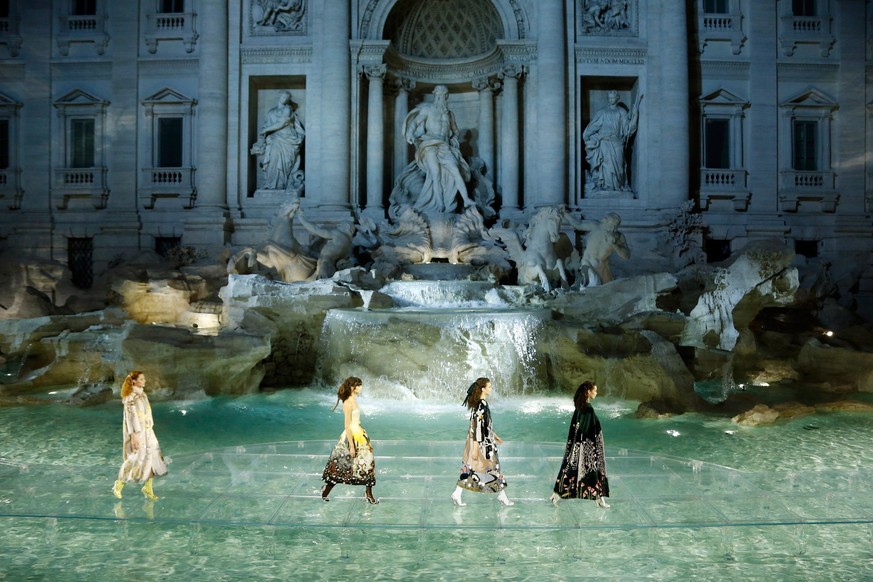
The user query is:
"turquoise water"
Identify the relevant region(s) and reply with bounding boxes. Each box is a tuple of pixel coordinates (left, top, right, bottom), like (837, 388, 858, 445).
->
(2, 388, 873, 580)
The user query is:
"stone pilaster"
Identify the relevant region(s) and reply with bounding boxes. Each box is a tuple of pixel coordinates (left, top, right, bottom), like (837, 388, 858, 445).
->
(319, 0, 352, 209)
(393, 77, 415, 179)
(499, 66, 524, 211)
(195, 0, 228, 210)
(535, 0, 566, 206)
(656, 2, 690, 208)
(474, 76, 497, 182)
(364, 64, 387, 212)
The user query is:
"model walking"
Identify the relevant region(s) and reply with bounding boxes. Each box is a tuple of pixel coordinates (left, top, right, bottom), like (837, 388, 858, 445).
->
(112, 371, 168, 500)
(550, 380, 610, 508)
(452, 377, 513, 507)
(321, 376, 379, 504)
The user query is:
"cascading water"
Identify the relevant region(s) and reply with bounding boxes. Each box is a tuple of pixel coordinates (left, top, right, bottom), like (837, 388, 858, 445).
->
(0, 342, 32, 384)
(316, 280, 551, 399)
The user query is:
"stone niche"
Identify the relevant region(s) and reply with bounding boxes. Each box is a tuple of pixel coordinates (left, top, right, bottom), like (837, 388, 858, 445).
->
(246, 76, 307, 199)
(580, 75, 643, 200)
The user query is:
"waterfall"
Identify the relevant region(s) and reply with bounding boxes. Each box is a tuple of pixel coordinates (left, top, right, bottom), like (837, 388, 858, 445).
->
(0, 342, 32, 384)
(317, 307, 551, 400)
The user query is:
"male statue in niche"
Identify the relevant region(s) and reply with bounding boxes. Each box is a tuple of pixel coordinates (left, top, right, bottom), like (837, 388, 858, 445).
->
(389, 85, 475, 215)
(583, 90, 643, 193)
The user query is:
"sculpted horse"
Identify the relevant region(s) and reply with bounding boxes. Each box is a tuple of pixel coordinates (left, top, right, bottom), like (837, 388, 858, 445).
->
(227, 199, 317, 282)
(490, 206, 572, 292)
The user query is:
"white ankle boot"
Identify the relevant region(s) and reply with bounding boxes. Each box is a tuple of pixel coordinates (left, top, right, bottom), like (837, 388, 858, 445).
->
(451, 487, 466, 507)
(497, 490, 514, 506)
(596, 497, 610, 509)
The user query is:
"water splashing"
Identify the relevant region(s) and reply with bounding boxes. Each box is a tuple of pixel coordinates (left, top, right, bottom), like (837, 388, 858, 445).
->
(317, 308, 550, 399)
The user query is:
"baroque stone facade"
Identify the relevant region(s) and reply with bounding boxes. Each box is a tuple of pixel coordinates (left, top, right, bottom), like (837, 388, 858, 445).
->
(0, 1, 871, 313)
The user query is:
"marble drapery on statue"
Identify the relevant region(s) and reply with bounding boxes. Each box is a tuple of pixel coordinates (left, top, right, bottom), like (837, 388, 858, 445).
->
(251, 91, 305, 191)
(583, 91, 643, 193)
(389, 85, 473, 214)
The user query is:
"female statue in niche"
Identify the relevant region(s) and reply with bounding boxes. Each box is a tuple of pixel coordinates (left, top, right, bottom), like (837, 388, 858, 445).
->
(583, 90, 643, 193)
(251, 90, 305, 191)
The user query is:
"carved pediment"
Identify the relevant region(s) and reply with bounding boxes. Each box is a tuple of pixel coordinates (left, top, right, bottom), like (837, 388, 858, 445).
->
(53, 89, 109, 108)
(781, 88, 837, 110)
(700, 88, 747, 106)
(142, 88, 196, 106)
(0, 92, 22, 110)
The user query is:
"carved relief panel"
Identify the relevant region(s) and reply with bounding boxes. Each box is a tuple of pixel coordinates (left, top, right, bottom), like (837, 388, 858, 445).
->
(249, 0, 307, 35)
(577, 0, 637, 37)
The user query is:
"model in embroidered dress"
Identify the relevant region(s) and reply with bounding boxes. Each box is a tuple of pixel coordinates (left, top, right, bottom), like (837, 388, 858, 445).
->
(112, 371, 168, 500)
(550, 381, 610, 508)
(321, 376, 379, 504)
(452, 377, 514, 507)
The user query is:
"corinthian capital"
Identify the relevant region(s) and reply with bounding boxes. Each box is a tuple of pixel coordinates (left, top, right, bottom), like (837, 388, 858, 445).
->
(473, 76, 501, 92)
(362, 64, 387, 80)
(499, 64, 525, 80)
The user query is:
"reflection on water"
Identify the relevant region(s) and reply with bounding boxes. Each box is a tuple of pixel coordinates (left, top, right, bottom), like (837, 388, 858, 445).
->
(1, 389, 873, 580)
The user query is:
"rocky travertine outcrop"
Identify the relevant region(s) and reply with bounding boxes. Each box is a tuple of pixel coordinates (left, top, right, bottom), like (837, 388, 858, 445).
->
(2, 241, 872, 414)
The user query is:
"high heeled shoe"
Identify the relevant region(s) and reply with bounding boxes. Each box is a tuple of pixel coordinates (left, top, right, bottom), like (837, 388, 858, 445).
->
(549, 492, 561, 507)
(596, 497, 611, 509)
(451, 490, 466, 507)
(497, 490, 514, 506)
(365, 487, 380, 505)
(112, 480, 125, 499)
(321, 483, 334, 502)
(141, 478, 159, 501)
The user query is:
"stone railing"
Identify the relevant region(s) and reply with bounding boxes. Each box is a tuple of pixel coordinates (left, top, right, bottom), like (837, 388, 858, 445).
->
(57, 14, 109, 55)
(790, 16, 823, 33)
(781, 170, 833, 190)
(699, 168, 750, 210)
(778, 170, 838, 212)
(141, 166, 196, 209)
(779, 14, 834, 57)
(698, 11, 746, 55)
(701, 168, 746, 189)
(52, 167, 109, 209)
(144, 12, 198, 53)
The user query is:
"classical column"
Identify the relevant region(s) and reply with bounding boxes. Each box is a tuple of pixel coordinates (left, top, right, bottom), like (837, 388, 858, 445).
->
(393, 77, 415, 179)
(195, 0, 228, 209)
(535, 0, 567, 206)
(499, 66, 523, 211)
(473, 77, 497, 181)
(657, 2, 690, 207)
(364, 64, 387, 212)
(320, 1, 352, 208)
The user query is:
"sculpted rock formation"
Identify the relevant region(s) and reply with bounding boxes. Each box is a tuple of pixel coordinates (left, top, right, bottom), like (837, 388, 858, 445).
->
(3, 226, 873, 419)
(680, 240, 799, 352)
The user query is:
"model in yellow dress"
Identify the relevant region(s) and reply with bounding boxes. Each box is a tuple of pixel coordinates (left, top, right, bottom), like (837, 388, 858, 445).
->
(321, 376, 378, 504)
